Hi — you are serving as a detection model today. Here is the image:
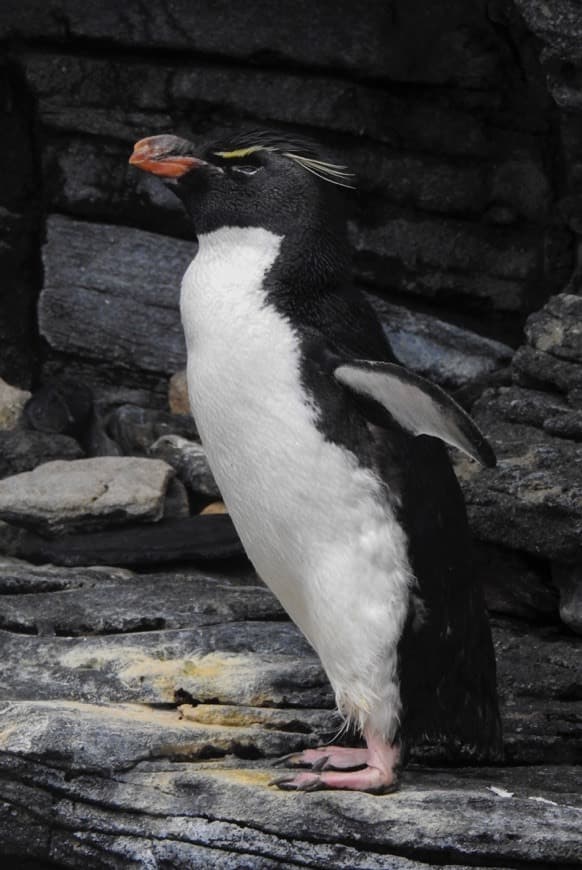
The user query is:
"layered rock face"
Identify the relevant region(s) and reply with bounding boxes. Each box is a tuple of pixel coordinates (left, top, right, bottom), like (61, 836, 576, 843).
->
(0, 2, 580, 867)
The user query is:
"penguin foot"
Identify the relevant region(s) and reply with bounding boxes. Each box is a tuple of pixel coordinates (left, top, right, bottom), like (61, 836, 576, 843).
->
(273, 745, 368, 771)
(269, 766, 398, 794)
(270, 731, 400, 793)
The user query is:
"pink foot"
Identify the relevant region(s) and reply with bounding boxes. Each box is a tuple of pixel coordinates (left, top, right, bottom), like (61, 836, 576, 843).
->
(273, 745, 368, 771)
(271, 730, 400, 794)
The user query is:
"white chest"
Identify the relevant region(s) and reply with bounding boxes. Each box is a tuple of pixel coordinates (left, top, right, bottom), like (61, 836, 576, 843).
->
(180, 228, 409, 647)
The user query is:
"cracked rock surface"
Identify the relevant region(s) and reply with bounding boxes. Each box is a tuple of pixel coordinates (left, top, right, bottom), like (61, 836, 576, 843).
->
(0, 560, 580, 868)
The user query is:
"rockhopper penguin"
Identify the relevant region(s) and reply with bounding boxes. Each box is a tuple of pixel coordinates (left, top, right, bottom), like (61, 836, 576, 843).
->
(129, 131, 502, 793)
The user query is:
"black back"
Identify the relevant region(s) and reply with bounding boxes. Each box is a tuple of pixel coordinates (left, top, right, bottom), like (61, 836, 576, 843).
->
(272, 281, 502, 761)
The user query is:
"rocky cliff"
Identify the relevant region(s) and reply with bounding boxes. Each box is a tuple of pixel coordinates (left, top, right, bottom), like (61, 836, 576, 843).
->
(0, 2, 580, 868)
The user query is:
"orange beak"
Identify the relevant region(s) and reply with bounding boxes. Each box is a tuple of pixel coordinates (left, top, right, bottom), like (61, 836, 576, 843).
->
(129, 135, 206, 178)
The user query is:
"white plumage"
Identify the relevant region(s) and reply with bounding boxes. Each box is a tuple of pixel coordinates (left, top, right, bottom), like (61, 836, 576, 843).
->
(180, 226, 413, 741)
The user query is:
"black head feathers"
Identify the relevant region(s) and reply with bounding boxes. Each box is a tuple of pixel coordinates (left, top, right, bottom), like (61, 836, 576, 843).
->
(208, 129, 356, 189)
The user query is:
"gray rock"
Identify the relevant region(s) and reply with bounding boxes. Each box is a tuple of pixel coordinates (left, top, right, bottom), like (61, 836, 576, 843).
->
(0, 549, 579, 867)
(513, 345, 582, 393)
(369, 295, 513, 387)
(514, 0, 582, 66)
(351, 215, 536, 312)
(525, 293, 582, 361)
(1, 0, 502, 85)
(39, 215, 191, 376)
(23, 378, 93, 438)
(457, 414, 582, 562)
(551, 562, 582, 634)
(0, 457, 174, 535)
(150, 435, 220, 499)
(12, 515, 244, 567)
(163, 476, 190, 520)
(0, 377, 30, 430)
(3, 753, 582, 869)
(0, 428, 84, 479)
(107, 404, 198, 455)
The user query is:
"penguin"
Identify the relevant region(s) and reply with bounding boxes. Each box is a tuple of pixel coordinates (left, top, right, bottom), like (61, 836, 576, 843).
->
(129, 130, 502, 793)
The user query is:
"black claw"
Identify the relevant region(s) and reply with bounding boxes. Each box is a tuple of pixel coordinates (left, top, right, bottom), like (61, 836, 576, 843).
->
(269, 775, 296, 788)
(271, 752, 299, 768)
(299, 778, 324, 792)
(310, 754, 330, 772)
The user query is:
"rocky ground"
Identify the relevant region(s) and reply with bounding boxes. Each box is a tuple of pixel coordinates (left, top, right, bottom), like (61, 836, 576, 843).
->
(0, 0, 581, 867)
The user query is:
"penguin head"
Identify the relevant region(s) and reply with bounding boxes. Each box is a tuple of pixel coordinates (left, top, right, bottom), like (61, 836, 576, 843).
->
(129, 131, 354, 239)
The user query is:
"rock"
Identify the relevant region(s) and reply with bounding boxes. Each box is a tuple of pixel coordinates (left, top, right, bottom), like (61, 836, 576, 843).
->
(514, 0, 582, 66)
(551, 562, 582, 634)
(368, 295, 513, 388)
(150, 435, 220, 499)
(39, 215, 192, 378)
(107, 404, 198, 455)
(162, 477, 190, 520)
(0, 429, 84, 479)
(0, 752, 580, 869)
(513, 344, 582, 393)
(0, 457, 174, 535)
(457, 415, 582, 562)
(23, 378, 93, 439)
(12, 515, 245, 567)
(1, 0, 503, 85)
(0, 377, 30, 430)
(525, 293, 582, 361)
(169, 369, 190, 415)
(0, 560, 280, 637)
(473, 542, 559, 622)
(0, 543, 579, 866)
(0, 70, 41, 388)
(351, 214, 538, 312)
(512, 294, 582, 394)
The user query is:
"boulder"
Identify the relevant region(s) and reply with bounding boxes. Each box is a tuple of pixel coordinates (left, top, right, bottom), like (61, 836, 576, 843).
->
(11, 515, 244, 567)
(39, 215, 192, 377)
(106, 405, 198, 455)
(150, 435, 220, 499)
(0, 377, 31, 430)
(0, 429, 84, 479)
(369, 295, 513, 388)
(0, 457, 174, 535)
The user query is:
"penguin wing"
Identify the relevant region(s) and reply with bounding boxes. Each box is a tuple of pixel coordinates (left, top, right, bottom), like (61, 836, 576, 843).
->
(334, 359, 496, 468)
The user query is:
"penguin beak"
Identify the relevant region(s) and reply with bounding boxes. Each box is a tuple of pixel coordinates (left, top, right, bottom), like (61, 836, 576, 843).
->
(129, 135, 208, 178)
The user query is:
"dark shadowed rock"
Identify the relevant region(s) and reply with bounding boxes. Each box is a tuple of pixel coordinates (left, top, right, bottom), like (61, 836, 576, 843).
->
(107, 405, 198, 455)
(24, 379, 93, 439)
(457, 416, 582, 561)
(0, 429, 84, 479)
(12, 515, 245, 567)
(0, 457, 174, 535)
(39, 215, 191, 376)
(473, 542, 559, 622)
(369, 294, 513, 387)
(551, 561, 582, 634)
(1, 0, 504, 85)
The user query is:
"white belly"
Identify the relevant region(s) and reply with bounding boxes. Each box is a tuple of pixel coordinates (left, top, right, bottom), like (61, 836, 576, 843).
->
(180, 226, 412, 739)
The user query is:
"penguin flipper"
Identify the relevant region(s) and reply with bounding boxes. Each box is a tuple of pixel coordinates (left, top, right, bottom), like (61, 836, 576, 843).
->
(334, 360, 496, 468)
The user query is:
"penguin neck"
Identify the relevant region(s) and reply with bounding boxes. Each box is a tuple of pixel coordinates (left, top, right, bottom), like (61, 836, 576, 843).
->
(191, 218, 350, 323)
(268, 216, 350, 306)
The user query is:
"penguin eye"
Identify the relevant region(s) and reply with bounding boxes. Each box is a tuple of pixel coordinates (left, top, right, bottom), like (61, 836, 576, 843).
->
(231, 165, 261, 177)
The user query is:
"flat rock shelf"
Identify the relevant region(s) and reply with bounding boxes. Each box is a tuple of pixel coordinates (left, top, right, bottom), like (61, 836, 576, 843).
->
(0, 560, 580, 869)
